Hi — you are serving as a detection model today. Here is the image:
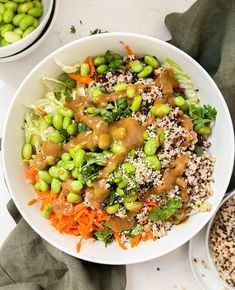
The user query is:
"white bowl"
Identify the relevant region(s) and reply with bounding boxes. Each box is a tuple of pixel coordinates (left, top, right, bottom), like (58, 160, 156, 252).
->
(2, 33, 234, 265)
(205, 190, 235, 290)
(0, 0, 53, 58)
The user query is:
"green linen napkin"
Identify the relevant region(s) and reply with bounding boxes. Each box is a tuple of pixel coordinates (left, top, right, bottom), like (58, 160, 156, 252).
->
(165, 0, 235, 190)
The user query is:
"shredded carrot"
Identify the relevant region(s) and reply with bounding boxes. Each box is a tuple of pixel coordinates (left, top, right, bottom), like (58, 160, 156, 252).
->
(25, 165, 38, 184)
(114, 233, 127, 250)
(68, 73, 93, 84)
(146, 231, 157, 241)
(146, 201, 158, 209)
(87, 56, 95, 76)
(124, 44, 133, 55)
(76, 237, 83, 252)
(130, 234, 142, 248)
(27, 198, 38, 206)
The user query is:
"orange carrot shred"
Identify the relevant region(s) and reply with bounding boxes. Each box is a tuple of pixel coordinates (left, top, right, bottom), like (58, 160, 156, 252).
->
(114, 233, 127, 250)
(68, 73, 93, 84)
(76, 237, 83, 252)
(87, 56, 95, 76)
(124, 44, 133, 55)
(131, 234, 142, 248)
(27, 198, 37, 206)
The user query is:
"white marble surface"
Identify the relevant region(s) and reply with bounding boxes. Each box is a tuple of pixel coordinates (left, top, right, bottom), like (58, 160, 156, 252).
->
(0, 0, 202, 289)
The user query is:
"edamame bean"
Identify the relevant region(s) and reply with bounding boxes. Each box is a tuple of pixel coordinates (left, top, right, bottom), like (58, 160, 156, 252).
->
(106, 204, 119, 214)
(116, 188, 124, 196)
(113, 127, 126, 140)
(3, 8, 13, 23)
(51, 178, 61, 194)
(71, 180, 83, 192)
(49, 166, 60, 178)
(59, 108, 74, 118)
(44, 114, 53, 125)
(111, 143, 126, 154)
(86, 106, 98, 114)
(124, 201, 142, 212)
(137, 65, 153, 78)
(61, 160, 74, 170)
(144, 55, 160, 68)
(195, 126, 211, 135)
(73, 149, 86, 167)
(0, 38, 10, 45)
(67, 193, 83, 203)
(80, 63, 90, 77)
(117, 179, 128, 188)
(131, 60, 143, 73)
(52, 113, 63, 130)
(22, 143, 32, 160)
(5, 1, 18, 11)
(38, 170, 52, 184)
(98, 133, 111, 150)
(71, 167, 79, 179)
(22, 25, 34, 37)
(28, 7, 43, 17)
(19, 14, 34, 30)
(32, 18, 38, 27)
(62, 116, 72, 130)
(96, 64, 108, 75)
(158, 131, 165, 145)
(69, 144, 82, 158)
(40, 180, 50, 192)
(174, 96, 186, 107)
(114, 83, 127, 92)
(61, 152, 71, 162)
(0, 14, 2, 22)
(150, 103, 170, 118)
(46, 155, 55, 165)
(146, 156, 162, 170)
(0, 3, 5, 14)
(67, 123, 77, 135)
(144, 138, 159, 156)
(18, 2, 33, 13)
(13, 27, 23, 36)
(42, 203, 52, 218)
(92, 88, 102, 97)
(0, 24, 13, 37)
(94, 56, 106, 66)
(131, 95, 142, 112)
(12, 0, 25, 3)
(4, 31, 21, 43)
(123, 195, 138, 203)
(32, 0, 42, 8)
(129, 148, 135, 158)
(48, 131, 64, 143)
(34, 182, 41, 191)
(58, 168, 70, 181)
(122, 162, 136, 174)
(143, 131, 149, 140)
(126, 86, 136, 98)
(113, 169, 122, 183)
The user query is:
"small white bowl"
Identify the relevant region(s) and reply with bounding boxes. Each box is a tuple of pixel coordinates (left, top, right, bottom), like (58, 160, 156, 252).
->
(0, 0, 54, 58)
(206, 190, 235, 290)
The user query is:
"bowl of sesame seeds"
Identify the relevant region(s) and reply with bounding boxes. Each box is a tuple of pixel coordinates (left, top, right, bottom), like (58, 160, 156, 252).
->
(206, 190, 235, 289)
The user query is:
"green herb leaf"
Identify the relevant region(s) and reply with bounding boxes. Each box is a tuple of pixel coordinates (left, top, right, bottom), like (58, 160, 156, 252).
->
(189, 104, 217, 130)
(195, 146, 204, 157)
(90, 28, 108, 35)
(70, 25, 76, 34)
(58, 73, 76, 88)
(77, 123, 89, 133)
(94, 228, 113, 246)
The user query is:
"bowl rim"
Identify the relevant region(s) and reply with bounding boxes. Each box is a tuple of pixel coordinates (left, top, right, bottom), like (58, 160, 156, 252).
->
(2, 32, 235, 264)
(205, 190, 235, 290)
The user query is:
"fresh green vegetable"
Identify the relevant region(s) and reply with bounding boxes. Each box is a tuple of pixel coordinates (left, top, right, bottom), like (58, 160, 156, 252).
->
(94, 228, 113, 246)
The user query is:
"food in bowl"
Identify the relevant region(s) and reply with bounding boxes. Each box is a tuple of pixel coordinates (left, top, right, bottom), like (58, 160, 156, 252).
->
(0, 0, 43, 46)
(22, 45, 217, 251)
(208, 193, 235, 288)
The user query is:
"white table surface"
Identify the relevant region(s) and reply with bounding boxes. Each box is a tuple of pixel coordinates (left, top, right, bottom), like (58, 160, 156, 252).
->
(0, 0, 202, 289)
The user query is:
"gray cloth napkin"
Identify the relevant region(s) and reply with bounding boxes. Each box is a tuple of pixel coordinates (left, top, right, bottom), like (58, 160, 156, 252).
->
(165, 0, 235, 189)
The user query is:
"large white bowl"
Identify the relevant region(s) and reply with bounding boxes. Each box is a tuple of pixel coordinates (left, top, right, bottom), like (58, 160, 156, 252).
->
(2, 33, 234, 265)
(0, 0, 53, 58)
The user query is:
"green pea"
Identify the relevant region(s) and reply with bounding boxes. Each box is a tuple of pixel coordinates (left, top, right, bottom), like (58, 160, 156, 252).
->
(144, 138, 159, 156)
(94, 56, 106, 66)
(32, 0, 42, 8)
(110, 143, 126, 154)
(67, 193, 83, 203)
(92, 88, 102, 97)
(131, 60, 143, 73)
(129, 149, 135, 158)
(146, 156, 162, 170)
(126, 86, 136, 98)
(19, 14, 34, 30)
(122, 162, 136, 174)
(3, 8, 14, 23)
(73, 149, 86, 167)
(114, 83, 127, 92)
(22, 143, 32, 160)
(0, 23, 13, 37)
(69, 144, 82, 158)
(144, 55, 160, 69)
(22, 25, 34, 37)
(137, 65, 153, 78)
(117, 179, 128, 189)
(18, 2, 33, 13)
(150, 104, 170, 118)
(51, 178, 61, 194)
(40, 180, 50, 192)
(34, 182, 41, 191)
(123, 194, 138, 203)
(80, 63, 90, 77)
(67, 123, 77, 135)
(62, 116, 72, 130)
(44, 114, 53, 126)
(61, 152, 71, 162)
(38, 170, 52, 184)
(4, 31, 21, 43)
(48, 131, 64, 143)
(5, 1, 18, 11)
(0, 3, 5, 14)
(124, 201, 143, 212)
(59, 108, 74, 118)
(131, 95, 142, 112)
(42, 203, 52, 219)
(116, 188, 124, 196)
(106, 204, 119, 214)
(195, 126, 212, 135)
(28, 7, 43, 17)
(52, 113, 63, 130)
(13, 27, 23, 36)
(32, 18, 38, 28)
(96, 64, 109, 75)
(71, 180, 83, 193)
(86, 106, 99, 115)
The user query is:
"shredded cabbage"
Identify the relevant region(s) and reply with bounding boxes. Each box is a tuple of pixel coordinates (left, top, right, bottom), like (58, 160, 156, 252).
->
(55, 58, 80, 73)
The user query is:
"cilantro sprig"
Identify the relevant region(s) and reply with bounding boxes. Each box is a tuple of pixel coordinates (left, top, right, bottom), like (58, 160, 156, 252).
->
(94, 228, 113, 246)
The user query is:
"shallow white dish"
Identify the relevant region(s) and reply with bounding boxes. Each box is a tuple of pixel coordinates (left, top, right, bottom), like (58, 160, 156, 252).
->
(205, 190, 235, 290)
(2, 32, 234, 264)
(0, 0, 54, 58)
(0, 0, 57, 63)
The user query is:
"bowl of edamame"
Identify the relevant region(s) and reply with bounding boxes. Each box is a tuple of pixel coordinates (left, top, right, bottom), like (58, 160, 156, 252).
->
(2, 33, 234, 264)
(0, 0, 54, 58)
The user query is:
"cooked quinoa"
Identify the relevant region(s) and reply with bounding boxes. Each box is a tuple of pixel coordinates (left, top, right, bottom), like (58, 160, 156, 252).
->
(209, 195, 235, 287)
